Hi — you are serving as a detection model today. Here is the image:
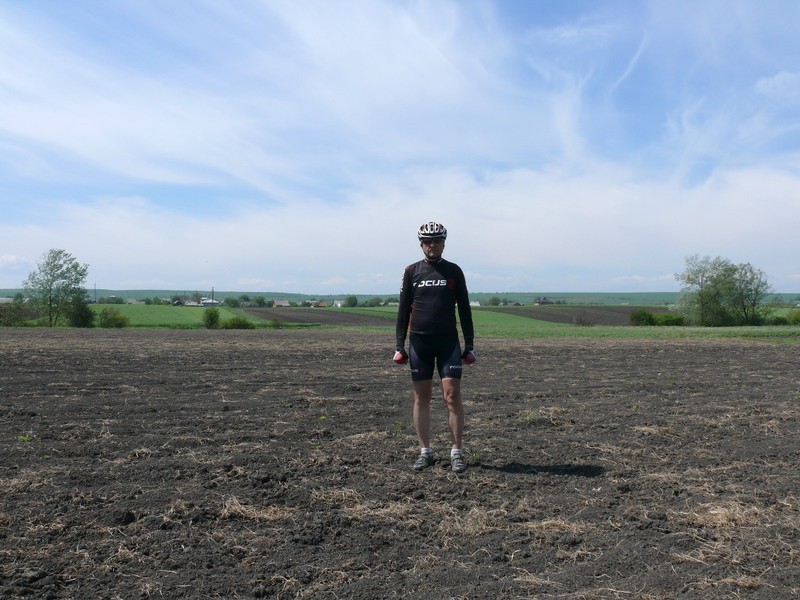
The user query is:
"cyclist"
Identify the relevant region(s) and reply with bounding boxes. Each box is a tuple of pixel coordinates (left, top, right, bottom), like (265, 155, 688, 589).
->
(394, 221, 476, 473)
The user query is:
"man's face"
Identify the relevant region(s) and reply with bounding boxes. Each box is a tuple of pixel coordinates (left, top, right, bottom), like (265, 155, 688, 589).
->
(420, 237, 445, 260)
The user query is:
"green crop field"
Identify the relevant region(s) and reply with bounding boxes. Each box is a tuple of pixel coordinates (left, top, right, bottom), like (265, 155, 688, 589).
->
(89, 304, 263, 328)
(4, 302, 797, 342)
(336, 306, 800, 342)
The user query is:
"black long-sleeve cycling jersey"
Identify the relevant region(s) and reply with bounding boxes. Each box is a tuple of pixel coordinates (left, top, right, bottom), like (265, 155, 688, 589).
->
(395, 258, 474, 350)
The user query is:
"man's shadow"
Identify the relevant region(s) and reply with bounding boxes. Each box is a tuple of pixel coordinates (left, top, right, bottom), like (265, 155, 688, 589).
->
(477, 462, 604, 477)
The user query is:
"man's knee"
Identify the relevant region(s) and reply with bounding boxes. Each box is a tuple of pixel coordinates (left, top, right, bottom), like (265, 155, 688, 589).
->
(441, 379, 462, 404)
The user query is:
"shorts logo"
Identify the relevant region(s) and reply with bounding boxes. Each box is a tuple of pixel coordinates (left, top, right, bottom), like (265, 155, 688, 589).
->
(416, 279, 448, 287)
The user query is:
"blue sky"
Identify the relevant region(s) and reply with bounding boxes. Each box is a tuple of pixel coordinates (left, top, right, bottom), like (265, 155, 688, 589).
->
(2, 0, 799, 294)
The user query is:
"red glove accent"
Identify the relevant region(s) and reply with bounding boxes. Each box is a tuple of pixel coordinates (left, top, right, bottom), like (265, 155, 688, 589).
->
(393, 349, 409, 364)
(462, 349, 477, 364)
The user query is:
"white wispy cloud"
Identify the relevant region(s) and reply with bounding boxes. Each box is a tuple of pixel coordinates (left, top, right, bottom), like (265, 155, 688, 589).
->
(1, 0, 799, 293)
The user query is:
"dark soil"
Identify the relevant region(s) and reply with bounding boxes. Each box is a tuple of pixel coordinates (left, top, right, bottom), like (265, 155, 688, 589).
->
(244, 308, 393, 327)
(1, 328, 799, 599)
(481, 305, 671, 326)
(245, 305, 669, 328)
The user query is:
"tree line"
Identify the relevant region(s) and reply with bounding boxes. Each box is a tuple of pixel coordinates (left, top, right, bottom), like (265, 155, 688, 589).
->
(2, 248, 796, 328)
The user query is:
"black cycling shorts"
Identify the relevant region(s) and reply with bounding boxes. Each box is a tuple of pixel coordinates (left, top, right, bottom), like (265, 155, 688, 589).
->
(408, 333, 463, 382)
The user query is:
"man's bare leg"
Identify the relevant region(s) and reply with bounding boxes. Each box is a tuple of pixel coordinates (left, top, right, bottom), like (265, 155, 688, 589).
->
(441, 378, 464, 450)
(412, 380, 433, 450)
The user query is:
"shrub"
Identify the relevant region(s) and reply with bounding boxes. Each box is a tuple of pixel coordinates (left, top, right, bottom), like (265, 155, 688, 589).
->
(0, 299, 29, 326)
(629, 309, 656, 326)
(654, 313, 685, 326)
(98, 307, 129, 328)
(202, 308, 221, 329)
(788, 309, 800, 325)
(572, 312, 595, 326)
(766, 315, 789, 326)
(68, 301, 95, 328)
(222, 316, 255, 329)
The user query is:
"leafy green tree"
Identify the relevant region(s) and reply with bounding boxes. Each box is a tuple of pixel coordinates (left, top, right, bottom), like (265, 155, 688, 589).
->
(677, 255, 733, 326)
(344, 295, 358, 307)
(23, 249, 89, 327)
(253, 296, 267, 308)
(677, 255, 772, 326)
(728, 262, 772, 325)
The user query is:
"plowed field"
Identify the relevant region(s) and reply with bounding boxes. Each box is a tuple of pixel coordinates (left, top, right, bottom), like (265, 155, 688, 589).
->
(1, 328, 798, 599)
(481, 305, 671, 326)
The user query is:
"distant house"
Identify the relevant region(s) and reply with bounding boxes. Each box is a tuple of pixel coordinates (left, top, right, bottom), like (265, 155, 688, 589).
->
(469, 301, 481, 307)
(273, 299, 291, 307)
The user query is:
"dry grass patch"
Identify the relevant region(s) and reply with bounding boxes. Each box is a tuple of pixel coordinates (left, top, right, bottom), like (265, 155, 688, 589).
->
(521, 517, 592, 535)
(341, 500, 444, 530)
(129, 447, 155, 459)
(335, 430, 388, 446)
(676, 500, 772, 529)
(633, 425, 676, 437)
(512, 568, 561, 589)
(26, 517, 68, 536)
(556, 545, 600, 563)
(437, 506, 508, 540)
(311, 487, 365, 504)
(220, 496, 296, 521)
(672, 537, 752, 566)
(688, 575, 767, 592)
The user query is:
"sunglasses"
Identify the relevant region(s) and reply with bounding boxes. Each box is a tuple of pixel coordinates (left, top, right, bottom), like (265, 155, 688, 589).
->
(421, 238, 444, 245)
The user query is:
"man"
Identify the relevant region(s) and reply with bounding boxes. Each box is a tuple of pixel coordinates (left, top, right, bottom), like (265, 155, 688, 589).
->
(394, 221, 476, 473)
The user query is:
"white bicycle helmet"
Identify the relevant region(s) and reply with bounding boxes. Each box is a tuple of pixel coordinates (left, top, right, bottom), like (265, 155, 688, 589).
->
(417, 221, 447, 240)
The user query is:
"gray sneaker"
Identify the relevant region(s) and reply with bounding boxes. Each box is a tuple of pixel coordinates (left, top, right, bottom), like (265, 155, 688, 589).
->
(413, 453, 435, 471)
(450, 453, 467, 474)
